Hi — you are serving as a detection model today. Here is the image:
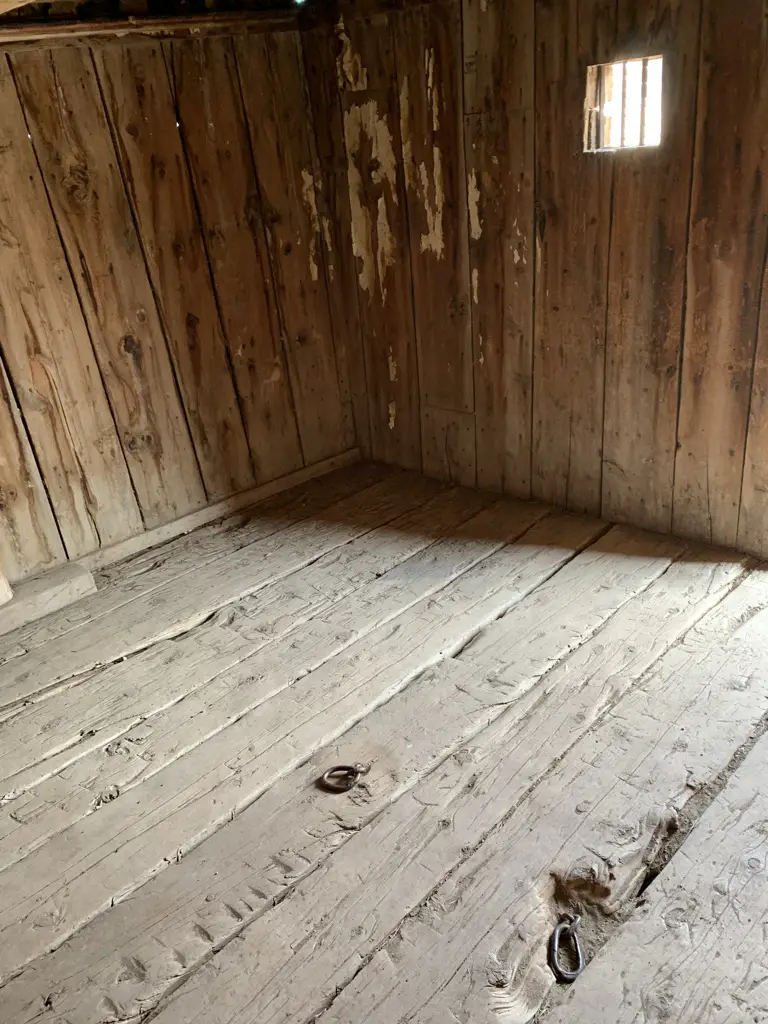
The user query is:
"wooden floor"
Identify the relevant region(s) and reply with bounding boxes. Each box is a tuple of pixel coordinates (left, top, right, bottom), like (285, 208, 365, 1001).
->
(1, 463, 767, 1024)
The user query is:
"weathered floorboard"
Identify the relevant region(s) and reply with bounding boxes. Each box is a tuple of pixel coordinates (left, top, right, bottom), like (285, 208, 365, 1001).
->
(0, 508, 612, 1022)
(0, 462, 382, 668)
(547, 720, 768, 1023)
(222, 562, 763, 1024)
(94, 42, 256, 501)
(135, 531, 751, 1024)
(0, 493, 553, 980)
(0, 478, 454, 834)
(0, 468, 400, 710)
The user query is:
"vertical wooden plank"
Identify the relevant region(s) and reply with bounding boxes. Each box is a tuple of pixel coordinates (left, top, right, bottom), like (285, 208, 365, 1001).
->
(421, 405, 475, 484)
(738, 254, 768, 557)
(168, 37, 304, 483)
(394, 0, 475, 486)
(0, 57, 142, 557)
(11, 47, 207, 529)
(336, 13, 422, 470)
(0, 354, 65, 582)
(463, 0, 534, 496)
(302, 23, 372, 457)
(94, 41, 255, 501)
(676, 0, 768, 548)
(603, 0, 702, 533)
(234, 31, 348, 467)
(533, 0, 616, 514)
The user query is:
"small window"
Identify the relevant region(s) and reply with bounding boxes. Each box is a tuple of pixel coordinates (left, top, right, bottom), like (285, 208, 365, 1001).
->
(584, 56, 663, 152)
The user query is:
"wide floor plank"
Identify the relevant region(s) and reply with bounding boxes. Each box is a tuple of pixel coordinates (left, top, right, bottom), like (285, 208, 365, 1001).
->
(0, 493, 556, 980)
(144, 550, 760, 1024)
(0, 469, 422, 711)
(0, 463, 386, 669)
(546, 728, 768, 1024)
(0, 485, 491, 869)
(0, 465, 761, 1024)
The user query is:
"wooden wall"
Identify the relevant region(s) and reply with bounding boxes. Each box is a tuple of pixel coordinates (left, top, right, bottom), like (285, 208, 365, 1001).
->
(3, 0, 768, 577)
(327, 0, 768, 557)
(0, 24, 363, 583)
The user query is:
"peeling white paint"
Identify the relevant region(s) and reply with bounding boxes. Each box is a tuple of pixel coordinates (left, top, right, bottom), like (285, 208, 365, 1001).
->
(336, 16, 369, 91)
(263, 361, 283, 386)
(425, 48, 439, 132)
(400, 75, 414, 188)
(478, 333, 484, 366)
(472, 267, 479, 304)
(376, 195, 396, 301)
(344, 100, 400, 301)
(468, 169, 482, 240)
(418, 146, 445, 257)
(513, 248, 521, 265)
(301, 169, 321, 282)
(388, 401, 396, 430)
(480, 0, 488, 11)
(388, 347, 398, 382)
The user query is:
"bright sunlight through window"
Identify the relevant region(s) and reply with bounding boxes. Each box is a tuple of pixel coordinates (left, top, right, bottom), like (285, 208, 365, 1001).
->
(584, 56, 663, 152)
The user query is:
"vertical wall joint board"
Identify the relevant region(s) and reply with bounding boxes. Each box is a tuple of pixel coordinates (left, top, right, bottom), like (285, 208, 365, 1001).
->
(94, 41, 256, 502)
(12, 46, 207, 529)
(234, 31, 348, 467)
(603, 0, 703, 534)
(168, 36, 305, 483)
(0, 55, 142, 558)
(335, 12, 422, 470)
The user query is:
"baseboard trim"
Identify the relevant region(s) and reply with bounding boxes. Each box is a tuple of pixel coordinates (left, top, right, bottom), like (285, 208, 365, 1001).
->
(77, 448, 362, 574)
(0, 563, 97, 637)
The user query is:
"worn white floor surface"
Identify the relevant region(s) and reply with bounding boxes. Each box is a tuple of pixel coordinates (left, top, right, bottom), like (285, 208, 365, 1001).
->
(0, 463, 766, 1024)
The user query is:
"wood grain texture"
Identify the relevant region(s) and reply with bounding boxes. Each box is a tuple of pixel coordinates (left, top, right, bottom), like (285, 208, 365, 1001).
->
(301, 24, 370, 455)
(602, 0, 702, 534)
(739, 255, 768, 557)
(234, 31, 348, 466)
(420, 404, 475, 485)
(11, 46, 207, 529)
(0, 466, 391, 713)
(0, 57, 142, 557)
(0, 354, 64, 582)
(94, 42, 255, 501)
(463, 0, 533, 496)
(679, 1, 768, 553)
(394, 0, 474, 486)
(532, 0, 616, 514)
(0, 494, 551, 980)
(338, 13, 422, 470)
(547, 726, 768, 1024)
(282, 562, 766, 1024)
(140, 528, 731, 1024)
(168, 36, 305, 483)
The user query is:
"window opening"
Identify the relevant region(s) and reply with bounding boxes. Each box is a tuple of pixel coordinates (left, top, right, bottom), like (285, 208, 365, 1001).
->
(584, 56, 663, 152)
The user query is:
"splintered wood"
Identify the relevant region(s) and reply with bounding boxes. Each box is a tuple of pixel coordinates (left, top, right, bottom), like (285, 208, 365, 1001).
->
(0, 464, 763, 1024)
